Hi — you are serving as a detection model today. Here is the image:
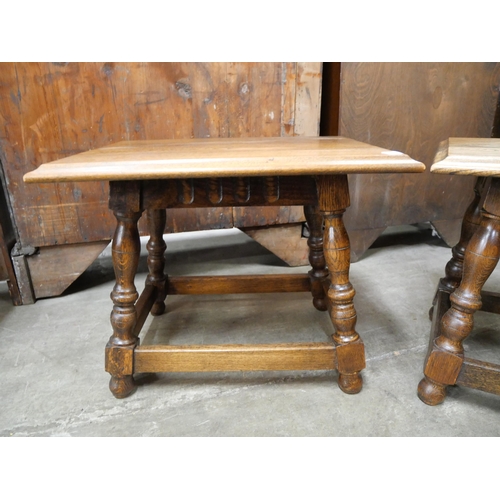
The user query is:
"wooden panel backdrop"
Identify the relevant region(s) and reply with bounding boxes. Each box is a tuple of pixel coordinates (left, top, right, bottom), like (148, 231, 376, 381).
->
(330, 63, 500, 260)
(0, 62, 322, 303)
(321, 62, 500, 261)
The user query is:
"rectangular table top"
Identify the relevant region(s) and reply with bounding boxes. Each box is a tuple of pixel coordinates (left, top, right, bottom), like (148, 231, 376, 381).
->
(24, 136, 425, 183)
(431, 138, 500, 176)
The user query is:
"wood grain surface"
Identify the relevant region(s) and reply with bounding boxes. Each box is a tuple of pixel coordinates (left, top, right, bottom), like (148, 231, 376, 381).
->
(0, 62, 322, 248)
(0, 63, 325, 301)
(134, 343, 336, 373)
(166, 274, 311, 295)
(431, 138, 500, 176)
(330, 62, 500, 256)
(27, 241, 109, 298)
(457, 358, 500, 395)
(24, 136, 424, 183)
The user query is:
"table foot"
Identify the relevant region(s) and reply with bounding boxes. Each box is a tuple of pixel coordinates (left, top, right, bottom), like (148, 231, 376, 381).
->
(313, 297, 328, 312)
(151, 301, 166, 316)
(338, 372, 363, 394)
(417, 376, 446, 406)
(109, 375, 137, 399)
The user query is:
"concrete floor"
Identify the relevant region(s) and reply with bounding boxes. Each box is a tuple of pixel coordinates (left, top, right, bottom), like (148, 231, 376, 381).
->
(1, 224, 499, 436)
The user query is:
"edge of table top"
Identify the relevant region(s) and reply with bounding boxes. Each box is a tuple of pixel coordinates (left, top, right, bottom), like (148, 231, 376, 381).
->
(431, 138, 500, 176)
(24, 137, 425, 183)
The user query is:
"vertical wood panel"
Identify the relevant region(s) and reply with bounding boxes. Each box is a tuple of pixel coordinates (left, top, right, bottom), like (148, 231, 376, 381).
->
(0, 63, 322, 250)
(329, 62, 500, 258)
(294, 62, 323, 137)
(320, 62, 341, 136)
(232, 62, 322, 228)
(0, 63, 323, 300)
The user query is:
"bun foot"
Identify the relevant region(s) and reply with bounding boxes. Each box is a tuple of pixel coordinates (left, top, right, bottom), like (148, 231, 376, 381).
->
(313, 297, 328, 311)
(151, 301, 166, 316)
(417, 376, 447, 406)
(338, 372, 363, 394)
(109, 375, 137, 399)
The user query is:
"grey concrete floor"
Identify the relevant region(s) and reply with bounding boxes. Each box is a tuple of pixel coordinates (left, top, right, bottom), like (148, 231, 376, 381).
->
(1, 224, 499, 436)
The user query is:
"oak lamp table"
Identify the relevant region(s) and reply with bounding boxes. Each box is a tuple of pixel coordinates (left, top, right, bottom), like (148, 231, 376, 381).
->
(418, 138, 500, 405)
(25, 137, 424, 399)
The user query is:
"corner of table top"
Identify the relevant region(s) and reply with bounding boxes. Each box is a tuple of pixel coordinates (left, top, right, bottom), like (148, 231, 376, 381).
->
(430, 137, 500, 176)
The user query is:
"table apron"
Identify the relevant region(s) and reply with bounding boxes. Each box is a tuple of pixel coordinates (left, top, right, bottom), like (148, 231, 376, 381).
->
(137, 176, 320, 210)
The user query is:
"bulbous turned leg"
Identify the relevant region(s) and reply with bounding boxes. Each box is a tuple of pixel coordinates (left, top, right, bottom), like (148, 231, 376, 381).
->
(439, 177, 488, 294)
(146, 209, 167, 316)
(418, 198, 500, 406)
(428, 178, 488, 320)
(316, 175, 365, 394)
(427, 178, 487, 352)
(106, 207, 142, 399)
(323, 210, 365, 394)
(304, 204, 328, 311)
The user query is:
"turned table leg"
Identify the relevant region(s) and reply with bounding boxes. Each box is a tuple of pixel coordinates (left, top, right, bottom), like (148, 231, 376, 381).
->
(439, 177, 488, 295)
(317, 175, 365, 394)
(426, 178, 487, 352)
(146, 209, 167, 316)
(418, 178, 500, 405)
(304, 204, 328, 311)
(105, 207, 143, 398)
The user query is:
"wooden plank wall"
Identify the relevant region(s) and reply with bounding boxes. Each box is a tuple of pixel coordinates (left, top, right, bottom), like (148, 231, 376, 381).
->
(0, 63, 319, 248)
(323, 62, 500, 260)
(0, 63, 322, 301)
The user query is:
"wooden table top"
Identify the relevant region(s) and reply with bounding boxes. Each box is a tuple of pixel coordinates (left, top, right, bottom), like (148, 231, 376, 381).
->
(431, 138, 500, 176)
(24, 136, 425, 183)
